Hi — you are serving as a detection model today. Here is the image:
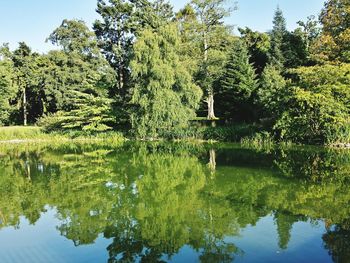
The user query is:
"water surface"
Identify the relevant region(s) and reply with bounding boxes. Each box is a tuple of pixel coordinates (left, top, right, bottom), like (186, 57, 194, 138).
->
(0, 142, 349, 263)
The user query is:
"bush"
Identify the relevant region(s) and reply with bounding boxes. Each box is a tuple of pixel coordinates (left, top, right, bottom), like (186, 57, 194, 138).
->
(275, 64, 350, 145)
(240, 131, 274, 149)
(275, 87, 349, 145)
(38, 91, 115, 133)
(202, 124, 261, 142)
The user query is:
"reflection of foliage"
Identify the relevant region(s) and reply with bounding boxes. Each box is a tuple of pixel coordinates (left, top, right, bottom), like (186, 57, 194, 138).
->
(0, 142, 350, 260)
(274, 212, 300, 250)
(323, 224, 350, 263)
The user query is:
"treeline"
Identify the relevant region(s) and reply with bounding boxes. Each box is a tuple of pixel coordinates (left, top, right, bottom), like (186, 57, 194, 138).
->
(0, 0, 349, 144)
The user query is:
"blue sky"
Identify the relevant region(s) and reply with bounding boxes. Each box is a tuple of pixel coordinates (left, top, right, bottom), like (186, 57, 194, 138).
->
(0, 0, 325, 53)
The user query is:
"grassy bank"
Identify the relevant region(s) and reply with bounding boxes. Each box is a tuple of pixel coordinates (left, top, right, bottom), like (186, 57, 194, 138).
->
(0, 125, 277, 146)
(0, 126, 125, 144)
(0, 126, 45, 141)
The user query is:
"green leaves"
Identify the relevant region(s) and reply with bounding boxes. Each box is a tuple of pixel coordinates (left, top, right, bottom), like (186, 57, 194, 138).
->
(314, 0, 350, 63)
(256, 64, 286, 118)
(47, 19, 98, 56)
(130, 24, 202, 138)
(0, 45, 17, 125)
(39, 91, 115, 132)
(217, 40, 258, 121)
(275, 64, 350, 144)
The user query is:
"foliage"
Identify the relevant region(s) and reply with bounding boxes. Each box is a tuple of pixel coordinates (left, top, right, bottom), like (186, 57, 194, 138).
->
(269, 7, 287, 70)
(313, 0, 350, 63)
(38, 91, 116, 132)
(256, 64, 287, 121)
(240, 131, 274, 149)
(275, 64, 350, 144)
(129, 24, 202, 138)
(202, 123, 261, 142)
(275, 88, 349, 144)
(0, 0, 349, 145)
(239, 27, 270, 74)
(269, 7, 308, 69)
(217, 40, 258, 121)
(48, 19, 98, 55)
(296, 15, 321, 62)
(0, 44, 17, 125)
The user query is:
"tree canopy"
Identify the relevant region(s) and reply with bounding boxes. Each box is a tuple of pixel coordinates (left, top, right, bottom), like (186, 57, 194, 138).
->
(0, 0, 349, 145)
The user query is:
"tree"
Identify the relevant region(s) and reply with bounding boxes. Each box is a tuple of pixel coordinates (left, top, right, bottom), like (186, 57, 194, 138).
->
(175, 4, 202, 75)
(190, 0, 234, 120)
(283, 29, 309, 68)
(217, 40, 258, 121)
(296, 15, 320, 57)
(256, 64, 286, 122)
(11, 42, 40, 126)
(269, 7, 287, 70)
(275, 64, 350, 144)
(38, 91, 115, 132)
(0, 44, 17, 125)
(239, 27, 271, 74)
(36, 19, 116, 131)
(93, 0, 174, 124)
(129, 24, 202, 138)
(47, 19, 98, 56)
(312, 0, 350, 63)
(93, 0, 137, 95)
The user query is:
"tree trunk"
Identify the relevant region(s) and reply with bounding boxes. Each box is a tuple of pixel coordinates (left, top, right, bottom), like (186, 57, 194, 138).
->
(23, 87, 27, 126)
(207, 92, 216, 120)
(203, 32, 216, 120)
(204, 33, 208, 61)
(118, 39, 124, 92)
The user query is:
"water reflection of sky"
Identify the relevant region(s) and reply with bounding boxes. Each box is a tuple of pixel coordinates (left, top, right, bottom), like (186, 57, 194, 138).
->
(0, 209, 332, 263)
(0, 142, 348, 262)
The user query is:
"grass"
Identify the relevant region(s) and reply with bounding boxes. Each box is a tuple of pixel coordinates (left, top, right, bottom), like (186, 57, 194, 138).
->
(0, 126, 45, 141)
(0, 126, 125, 144)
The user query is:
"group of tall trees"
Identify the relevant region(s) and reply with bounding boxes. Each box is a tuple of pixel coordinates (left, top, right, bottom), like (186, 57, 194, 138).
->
(0, 0, 349, 144)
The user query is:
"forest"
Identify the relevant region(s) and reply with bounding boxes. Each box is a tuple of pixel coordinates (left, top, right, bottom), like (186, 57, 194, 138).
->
(0, 0, 349, 145)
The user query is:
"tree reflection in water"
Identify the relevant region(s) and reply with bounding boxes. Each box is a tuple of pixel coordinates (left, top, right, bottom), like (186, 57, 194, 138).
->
(0, 142, 349, 262)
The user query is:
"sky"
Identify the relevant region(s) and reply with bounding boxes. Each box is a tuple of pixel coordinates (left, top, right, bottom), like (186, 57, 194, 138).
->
(0, 0, 325, 53)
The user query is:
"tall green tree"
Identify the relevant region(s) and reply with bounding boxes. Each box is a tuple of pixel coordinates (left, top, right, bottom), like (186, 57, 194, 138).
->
(256, 64, 287, 123)
(269, 7, 287, 70)
(93, 0, 137, 95)
(217, 40, 258, 121)
(269, 7, 309, 69)
(11, 42, 40, 125)
(175, 4, 202, 75)
(129, 24, 202, 138)
(239, 27, 271, 74)
(313, 0, 350, 63)
(93, 0, 174, 124)
(38, 20, 116, 131)
(296, 15, 320, 59)
(191, 0, 234, 120)
(0, 44, 17, 125)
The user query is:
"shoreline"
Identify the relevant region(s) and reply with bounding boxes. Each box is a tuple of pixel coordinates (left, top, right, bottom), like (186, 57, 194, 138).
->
(0, 137, 349, 149)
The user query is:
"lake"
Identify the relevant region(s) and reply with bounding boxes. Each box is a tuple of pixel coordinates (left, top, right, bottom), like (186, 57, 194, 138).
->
(0, 141, 349, 263)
